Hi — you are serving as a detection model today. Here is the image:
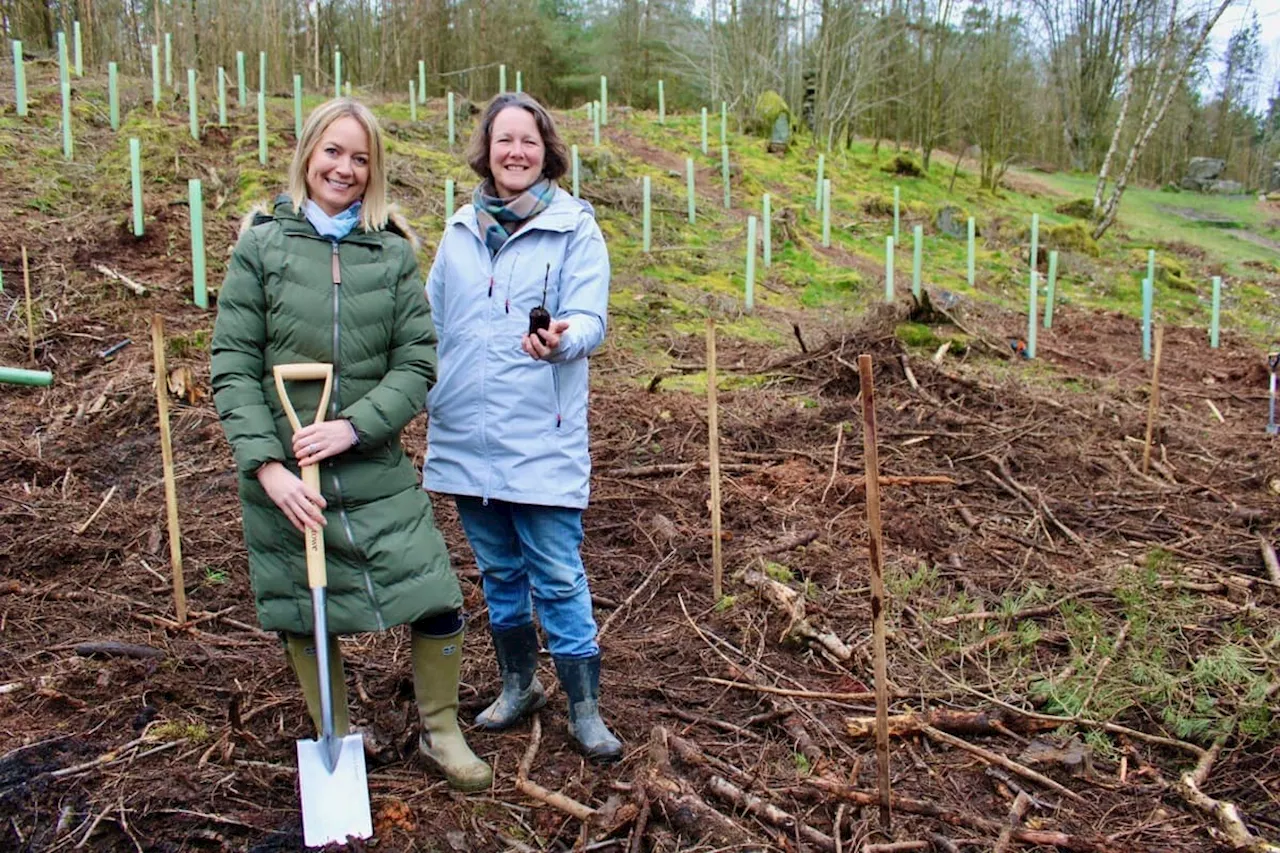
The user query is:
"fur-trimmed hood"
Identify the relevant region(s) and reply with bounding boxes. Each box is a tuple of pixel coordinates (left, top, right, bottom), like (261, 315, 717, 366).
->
(238, 195, 421, 251)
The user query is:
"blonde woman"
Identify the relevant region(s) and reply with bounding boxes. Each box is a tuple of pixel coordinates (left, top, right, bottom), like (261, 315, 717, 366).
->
(211, 98, 491, 791)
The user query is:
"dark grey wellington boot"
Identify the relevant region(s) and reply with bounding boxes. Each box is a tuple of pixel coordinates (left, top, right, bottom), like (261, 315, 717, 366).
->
(474, 622, 547, 730)
(553, 654, 622, 763)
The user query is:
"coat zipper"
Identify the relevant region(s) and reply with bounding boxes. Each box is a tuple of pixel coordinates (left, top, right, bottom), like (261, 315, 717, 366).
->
(462, 217, 568, 501)
(326, 238, 385, 630)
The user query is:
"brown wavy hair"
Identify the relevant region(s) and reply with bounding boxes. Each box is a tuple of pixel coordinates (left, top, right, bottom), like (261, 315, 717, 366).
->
(466, 92, 569, 185)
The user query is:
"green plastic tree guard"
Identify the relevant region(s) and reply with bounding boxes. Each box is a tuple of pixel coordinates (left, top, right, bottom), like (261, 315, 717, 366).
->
(151, 44, 161, 109)
(188, 69, 198, 139)
(447, 92, 455, 146)
(108, 62, 119, 130)
(762, 194, 772, 269)
(12, 41, 27, 117)
(257, 90, 267, 165)
(885, 237, 894, 302)
(293, 74, 302, 136)
(1210, 276, 1221, 349)
(686, 158, 695, 224)
(190, 179, 207, 309)
(218, 67, 228, 126)
(642, 176, 651, 253)
(130, 138, 144, 236)
(0, 367, 53, 386)
(1044, 251, 1058, 328)
(57, 33, 72, 160)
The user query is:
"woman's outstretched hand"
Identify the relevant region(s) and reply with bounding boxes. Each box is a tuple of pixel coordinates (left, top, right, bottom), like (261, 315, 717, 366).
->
(257, 461, 327, 532)
(293, 419, 359, 467)
(522, 319, 570, 360)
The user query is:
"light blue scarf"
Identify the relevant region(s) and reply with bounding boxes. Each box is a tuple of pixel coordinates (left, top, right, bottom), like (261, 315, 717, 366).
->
(304, 199, 363, 240)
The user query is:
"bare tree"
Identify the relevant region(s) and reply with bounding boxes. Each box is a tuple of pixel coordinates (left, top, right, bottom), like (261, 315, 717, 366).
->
(1092, 0, 1235, 239)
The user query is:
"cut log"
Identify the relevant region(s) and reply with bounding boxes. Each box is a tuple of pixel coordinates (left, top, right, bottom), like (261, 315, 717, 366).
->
(846, 708, 1058, 740)
(74, 641, 165, 660)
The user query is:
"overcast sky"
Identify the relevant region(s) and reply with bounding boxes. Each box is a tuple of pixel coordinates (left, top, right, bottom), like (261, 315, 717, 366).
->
(1209, 0, 1280, 112)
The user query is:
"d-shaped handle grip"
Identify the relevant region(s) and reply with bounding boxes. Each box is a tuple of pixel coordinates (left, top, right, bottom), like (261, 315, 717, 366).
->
(272, 363, 334, 591)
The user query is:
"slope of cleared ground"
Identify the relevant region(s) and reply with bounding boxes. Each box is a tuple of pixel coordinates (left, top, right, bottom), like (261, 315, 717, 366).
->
(1, 67, 1278, 852)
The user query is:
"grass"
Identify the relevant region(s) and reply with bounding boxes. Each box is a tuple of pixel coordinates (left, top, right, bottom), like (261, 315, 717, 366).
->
(1030, 557, 1279, 747)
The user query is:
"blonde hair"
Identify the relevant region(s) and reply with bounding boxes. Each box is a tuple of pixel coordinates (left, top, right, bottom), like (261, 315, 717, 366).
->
(287, 98, 389, 231)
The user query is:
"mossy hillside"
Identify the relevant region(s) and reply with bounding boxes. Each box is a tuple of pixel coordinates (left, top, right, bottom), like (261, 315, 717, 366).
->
(11, 66, 1278, 370)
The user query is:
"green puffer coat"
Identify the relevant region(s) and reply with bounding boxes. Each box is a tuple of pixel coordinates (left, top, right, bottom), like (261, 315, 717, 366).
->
(211, 196, 461, 635)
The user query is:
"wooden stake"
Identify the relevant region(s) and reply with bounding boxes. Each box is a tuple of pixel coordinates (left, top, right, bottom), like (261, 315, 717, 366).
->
(1141, 326, 1164, 475)
(21, 247, 35, 364)
(857, 353, 891, 831)
(707, 318, 723, 602)
(151, 314, 187, 625)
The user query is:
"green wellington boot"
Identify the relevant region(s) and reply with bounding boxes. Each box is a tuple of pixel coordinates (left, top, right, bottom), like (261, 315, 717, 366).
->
(412, 629, 494, 792)
(284, 632, 350, 737)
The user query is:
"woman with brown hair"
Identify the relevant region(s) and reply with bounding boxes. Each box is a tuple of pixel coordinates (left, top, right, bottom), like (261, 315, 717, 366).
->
(423, 92, 621, 762)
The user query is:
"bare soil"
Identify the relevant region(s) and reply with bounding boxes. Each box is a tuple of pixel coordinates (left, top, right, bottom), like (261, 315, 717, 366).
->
(1, 75, 1278, 853)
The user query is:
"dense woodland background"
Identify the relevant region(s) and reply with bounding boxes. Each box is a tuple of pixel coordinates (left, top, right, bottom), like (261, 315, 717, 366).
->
(2, 1, 1278, 206)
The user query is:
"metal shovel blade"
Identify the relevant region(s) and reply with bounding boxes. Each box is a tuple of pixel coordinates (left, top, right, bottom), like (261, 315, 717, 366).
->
(297, 732, 372, 847)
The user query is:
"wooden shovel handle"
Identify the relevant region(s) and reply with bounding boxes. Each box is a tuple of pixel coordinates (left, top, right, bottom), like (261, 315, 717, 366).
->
(272, 363, 334, 591)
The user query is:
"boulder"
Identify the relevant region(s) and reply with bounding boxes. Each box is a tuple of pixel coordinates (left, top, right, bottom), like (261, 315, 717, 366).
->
(1180, 157, 1224, 191)
(935, 205, 968, 239)
(1054, 198, 1095, 219)
(767, 113, 791, 155)
(1205, 179, 1244, 195)
(882, 152, 925, 178)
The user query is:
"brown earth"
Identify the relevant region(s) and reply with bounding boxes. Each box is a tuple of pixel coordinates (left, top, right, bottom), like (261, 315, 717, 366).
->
(1, 69, 1278, 853)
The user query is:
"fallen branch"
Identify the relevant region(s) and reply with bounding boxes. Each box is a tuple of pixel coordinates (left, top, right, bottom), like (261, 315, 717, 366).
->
(821, 422, 844, 503)
(74, 642, 165, 660)
(993, 792, 1032, 853)
(604, 461, 764, 478)
(933, 587, 1110, 626)
(707, 775, 835, 852)
(695, 676, 887, 703)
(846, 708, 1058, 740)
(1260, 537, 1280, 585)
(1173, 736, 1280, 852)
(644, 727, 755, 847)
(921, 725, 1085, 803)
(987, 457, 1086, 549)
(93, 264, 149, 296)
(737, 566, 852, 661)
(805, 779, 1121, 852)
(757, 529, 820, 557)
(597, 549, 677, 641)
(75, 485, 117, 534)
(515, 713, 596, 822)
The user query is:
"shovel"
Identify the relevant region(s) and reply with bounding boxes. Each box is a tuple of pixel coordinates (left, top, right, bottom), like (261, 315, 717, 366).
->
(273, 363, 373, 848)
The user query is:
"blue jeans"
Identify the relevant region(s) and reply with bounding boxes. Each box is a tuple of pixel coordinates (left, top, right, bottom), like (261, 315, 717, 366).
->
(454, 497, 599, 659)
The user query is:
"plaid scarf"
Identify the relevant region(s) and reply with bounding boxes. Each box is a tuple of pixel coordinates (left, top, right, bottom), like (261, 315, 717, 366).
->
(473, 177, 557, 256)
